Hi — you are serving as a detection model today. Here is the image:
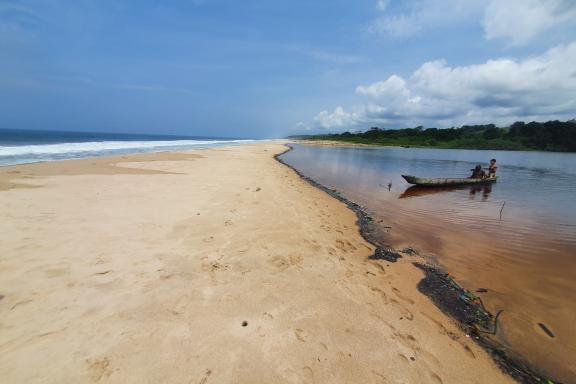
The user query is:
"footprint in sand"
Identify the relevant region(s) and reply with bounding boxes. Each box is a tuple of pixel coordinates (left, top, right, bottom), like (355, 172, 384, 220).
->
(335, 239, 357, 253)
(171, 295, 191, 315)
(463, 344, 476, 359)
(397, 353, 410, 364)
(201, 260, 229, 275)
(420, 312, 459, 341)
(269, 255, 302, 271)
(263, 312, 274, 320)
(304, 239, 322, 252)
(429, 372, 444, 384)
(372, 263, 386, 274)
(198, 369, 212, 384)
(390, 298, 414, 320)
(393, 331, 441, 367)
(295, 329, 307, 342)
(370, 286, 389, 304)
(392, 287, 415, 305)
(399, 309, 414, 321)
(269, 256, 290, 271)
(303, 366, 314, 380)
(86, 357, 112, 382)
(371, 370, 387, 382)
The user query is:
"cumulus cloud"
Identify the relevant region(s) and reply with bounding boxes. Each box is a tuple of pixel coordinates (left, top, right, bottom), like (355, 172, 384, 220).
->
(483, 0, 576, 45)
(312, 42, 576, 130)
(356, 75, 410, 100)
(314, 106, 361, 130)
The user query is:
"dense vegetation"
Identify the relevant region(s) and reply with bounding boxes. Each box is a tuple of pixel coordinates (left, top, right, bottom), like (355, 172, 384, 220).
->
(292, 120, 576, 152)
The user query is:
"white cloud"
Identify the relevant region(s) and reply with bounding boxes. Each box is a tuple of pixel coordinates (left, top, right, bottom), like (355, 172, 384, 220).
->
(483, 0, 576, 46)
(312, 42, 576, 129)
(356, 75, 410, 99)
(314, 106, 361, 130)
(369, 0, 576, 46)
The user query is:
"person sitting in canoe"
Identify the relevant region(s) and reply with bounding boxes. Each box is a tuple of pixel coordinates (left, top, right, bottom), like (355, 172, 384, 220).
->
(486, 158, 498, 178)
(470, 164, 486, 179)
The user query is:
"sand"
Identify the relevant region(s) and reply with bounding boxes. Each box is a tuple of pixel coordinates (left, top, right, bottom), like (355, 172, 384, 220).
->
(0, 143, 514, 383)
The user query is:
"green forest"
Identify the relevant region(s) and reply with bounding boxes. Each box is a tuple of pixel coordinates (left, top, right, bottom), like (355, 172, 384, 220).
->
(292, 120, 576, 152)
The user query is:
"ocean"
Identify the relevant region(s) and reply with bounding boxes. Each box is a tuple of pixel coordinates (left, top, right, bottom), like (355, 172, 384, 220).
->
(0, 128, 255, 166)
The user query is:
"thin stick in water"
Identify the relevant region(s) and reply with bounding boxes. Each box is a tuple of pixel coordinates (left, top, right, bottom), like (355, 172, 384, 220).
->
(499, 201, 506, 221)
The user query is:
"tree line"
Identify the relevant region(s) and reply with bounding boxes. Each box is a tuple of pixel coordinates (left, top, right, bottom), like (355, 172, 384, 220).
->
(291, 119, 576, 152)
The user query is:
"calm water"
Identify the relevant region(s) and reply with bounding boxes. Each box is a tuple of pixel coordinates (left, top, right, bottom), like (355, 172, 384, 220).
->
(281, 144, 576, 382)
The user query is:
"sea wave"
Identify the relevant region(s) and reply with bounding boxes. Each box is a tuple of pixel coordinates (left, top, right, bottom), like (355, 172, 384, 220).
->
(0, 139, 255, 166)
(0, 139, 252, 156)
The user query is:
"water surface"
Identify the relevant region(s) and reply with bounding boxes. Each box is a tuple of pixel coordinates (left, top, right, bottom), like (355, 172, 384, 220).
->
(281, 144, 576, 382)
(0, 129, 254, 166)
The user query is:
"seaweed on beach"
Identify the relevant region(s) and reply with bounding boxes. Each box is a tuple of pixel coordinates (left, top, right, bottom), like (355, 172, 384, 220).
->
(369, 247, 402, 262)
(413, 263, 493, 330)
(414, 262, 560, 384)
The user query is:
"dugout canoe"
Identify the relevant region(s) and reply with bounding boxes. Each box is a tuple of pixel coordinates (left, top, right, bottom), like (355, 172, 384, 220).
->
(401, 174, 498, 187)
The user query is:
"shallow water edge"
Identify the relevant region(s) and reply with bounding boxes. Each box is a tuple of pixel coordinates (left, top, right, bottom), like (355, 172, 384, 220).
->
(275, 144, 558, 384)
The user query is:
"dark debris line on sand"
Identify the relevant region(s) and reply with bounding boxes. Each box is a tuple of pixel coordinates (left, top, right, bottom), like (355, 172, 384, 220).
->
(414, 263, 560, 384)
(274, 145, 560, 384)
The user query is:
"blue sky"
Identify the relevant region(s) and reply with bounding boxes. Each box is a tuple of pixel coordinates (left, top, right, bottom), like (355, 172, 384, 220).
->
(1, 0, 575, 138)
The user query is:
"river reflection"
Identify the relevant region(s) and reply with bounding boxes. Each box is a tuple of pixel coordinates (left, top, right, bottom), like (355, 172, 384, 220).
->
(281, 143, 576, 382)
(399, 184, 493, 199)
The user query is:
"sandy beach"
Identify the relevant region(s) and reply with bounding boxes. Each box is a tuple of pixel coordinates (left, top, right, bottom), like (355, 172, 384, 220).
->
(0, 142, 514, 383)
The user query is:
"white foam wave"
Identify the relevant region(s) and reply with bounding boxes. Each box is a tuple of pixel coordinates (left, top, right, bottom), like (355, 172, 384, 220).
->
(0, 139, 253, 157)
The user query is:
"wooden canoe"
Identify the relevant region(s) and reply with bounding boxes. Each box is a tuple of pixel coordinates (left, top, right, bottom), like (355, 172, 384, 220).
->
(402, 174, 498, 187)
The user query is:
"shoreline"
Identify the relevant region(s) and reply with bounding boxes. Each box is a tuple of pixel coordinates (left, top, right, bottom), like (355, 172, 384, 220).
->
(276, 144, 558, 384)
(1, 143, 519, 383)
(0, 140, 258, 169)
(294, 139, 571, 154)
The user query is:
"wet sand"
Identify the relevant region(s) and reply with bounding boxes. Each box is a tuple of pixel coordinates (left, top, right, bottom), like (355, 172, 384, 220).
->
(0, 143, 514, 383)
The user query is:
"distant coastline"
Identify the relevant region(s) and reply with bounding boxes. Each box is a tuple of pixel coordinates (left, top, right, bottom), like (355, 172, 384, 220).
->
(290, 119, 576, 152)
